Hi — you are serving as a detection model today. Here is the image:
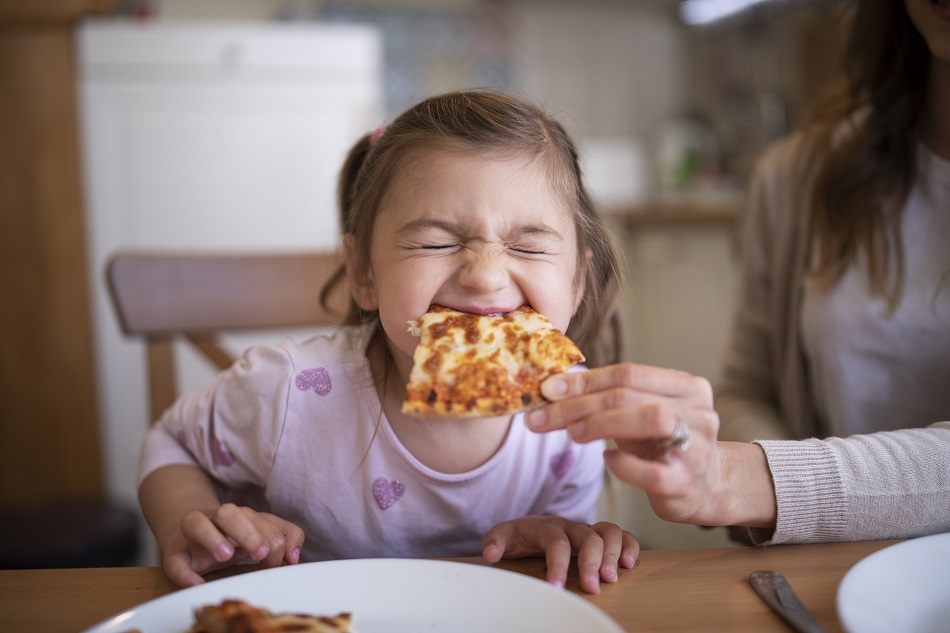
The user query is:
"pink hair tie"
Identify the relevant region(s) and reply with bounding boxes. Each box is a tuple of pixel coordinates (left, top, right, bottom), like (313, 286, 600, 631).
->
(370, 123, 387, 146)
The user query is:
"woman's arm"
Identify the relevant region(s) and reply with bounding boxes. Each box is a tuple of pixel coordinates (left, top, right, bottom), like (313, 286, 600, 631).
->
(752, 423, 950, 544)
(528, 365, 950, 544)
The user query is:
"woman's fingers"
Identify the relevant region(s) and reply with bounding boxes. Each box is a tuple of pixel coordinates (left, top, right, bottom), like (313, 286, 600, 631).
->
(542, 364, 712, 403)
(528, 365, 712, 439)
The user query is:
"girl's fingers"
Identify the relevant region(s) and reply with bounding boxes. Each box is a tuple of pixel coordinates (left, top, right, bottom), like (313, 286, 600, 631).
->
(589, 521, 624, 583)
(279, 519, 305, 565)
(541, 531, 573, 590)
(164, 550, 205, 588)
(480, 522, 514, 563)
(179, 510, 235, 562)
(256, 513, 306, 569)
(620, 530, 640, 569)
(209, 504, 270, 562)
(571, 524, 605, 594)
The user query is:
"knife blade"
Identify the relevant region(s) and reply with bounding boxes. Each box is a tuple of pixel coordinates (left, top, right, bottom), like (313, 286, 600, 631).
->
(749, 570, 828, 633)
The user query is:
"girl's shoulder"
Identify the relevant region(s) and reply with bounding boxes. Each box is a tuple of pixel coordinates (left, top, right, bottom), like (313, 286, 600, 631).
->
(273, 321, 377, 364)
(229, 323, 375, 379)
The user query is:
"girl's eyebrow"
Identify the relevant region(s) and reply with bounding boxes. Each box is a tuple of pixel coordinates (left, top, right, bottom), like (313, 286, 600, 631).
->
(395, 218, 460, 236)
(508, 224, 564, 241)
(396, 218, 564, 241)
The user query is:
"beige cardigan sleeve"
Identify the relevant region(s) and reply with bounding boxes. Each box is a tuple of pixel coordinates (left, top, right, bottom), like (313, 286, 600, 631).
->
(748, 422, 950, 545)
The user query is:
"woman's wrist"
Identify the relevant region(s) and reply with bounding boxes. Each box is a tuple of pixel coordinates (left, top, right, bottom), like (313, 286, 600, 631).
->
(715, 441, 778, 528)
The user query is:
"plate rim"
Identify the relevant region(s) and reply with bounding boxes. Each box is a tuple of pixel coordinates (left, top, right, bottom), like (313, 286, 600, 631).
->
(837, 532, 950, 633)
(83, 558, 625, 633)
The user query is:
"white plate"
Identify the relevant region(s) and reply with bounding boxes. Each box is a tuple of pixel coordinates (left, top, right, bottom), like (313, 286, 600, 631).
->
(837, 532, 950, 633)
(83, 558, 624, 633)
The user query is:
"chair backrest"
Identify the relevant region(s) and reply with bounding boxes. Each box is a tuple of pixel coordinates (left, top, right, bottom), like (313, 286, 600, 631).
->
(106, 250, 350, 423)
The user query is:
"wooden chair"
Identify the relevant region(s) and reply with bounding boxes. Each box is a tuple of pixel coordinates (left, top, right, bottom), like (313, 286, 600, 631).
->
(106, 250, 350, 423)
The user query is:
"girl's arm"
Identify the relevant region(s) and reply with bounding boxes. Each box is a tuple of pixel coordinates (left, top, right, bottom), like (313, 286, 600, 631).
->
(138, 343, 305, 586)
(139, 464, 304, 587)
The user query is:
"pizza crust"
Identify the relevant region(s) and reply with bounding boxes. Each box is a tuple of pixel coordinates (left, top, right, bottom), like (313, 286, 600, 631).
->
(402, 305, 585, 418)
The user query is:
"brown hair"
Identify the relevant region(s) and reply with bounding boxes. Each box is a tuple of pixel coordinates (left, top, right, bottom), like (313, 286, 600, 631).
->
(800, 0, 930, 305)
(321, 89, 621, 366)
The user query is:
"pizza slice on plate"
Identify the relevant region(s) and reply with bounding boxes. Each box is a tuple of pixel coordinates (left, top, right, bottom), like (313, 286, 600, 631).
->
(402, 305, 585, 419)
(189, 599, 354, 633)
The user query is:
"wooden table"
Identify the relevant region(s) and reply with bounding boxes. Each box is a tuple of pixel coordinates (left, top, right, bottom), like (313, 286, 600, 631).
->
(0, 540, 896, 632)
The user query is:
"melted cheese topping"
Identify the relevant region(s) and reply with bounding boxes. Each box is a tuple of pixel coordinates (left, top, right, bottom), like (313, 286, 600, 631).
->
(402, 305, 585, 418)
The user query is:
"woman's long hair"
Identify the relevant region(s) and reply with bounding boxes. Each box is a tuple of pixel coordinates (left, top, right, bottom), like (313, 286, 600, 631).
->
(801, 0, 930, 305)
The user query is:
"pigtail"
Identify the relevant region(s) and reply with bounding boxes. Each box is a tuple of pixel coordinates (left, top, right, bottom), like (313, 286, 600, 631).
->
(337, 134, 374, 233)
(320, 133, 374, 322)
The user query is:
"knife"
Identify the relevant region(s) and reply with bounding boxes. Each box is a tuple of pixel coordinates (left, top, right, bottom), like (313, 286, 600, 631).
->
(749, 570, 829, 633)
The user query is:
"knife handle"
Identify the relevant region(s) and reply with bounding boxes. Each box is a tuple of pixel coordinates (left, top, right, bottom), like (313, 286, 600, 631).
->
(749, 570, 829, 633)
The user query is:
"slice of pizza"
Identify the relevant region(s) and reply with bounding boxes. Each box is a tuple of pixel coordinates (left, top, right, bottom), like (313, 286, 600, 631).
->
(402, 305, 585, 419)
(189, 599, 355, 633)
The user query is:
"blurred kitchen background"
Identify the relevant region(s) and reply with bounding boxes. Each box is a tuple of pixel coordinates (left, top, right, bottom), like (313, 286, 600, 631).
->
(1, 0, 846, 566)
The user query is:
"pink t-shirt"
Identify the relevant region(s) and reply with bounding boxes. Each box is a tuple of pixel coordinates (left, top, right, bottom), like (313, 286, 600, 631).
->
(139, 323, 605, 562)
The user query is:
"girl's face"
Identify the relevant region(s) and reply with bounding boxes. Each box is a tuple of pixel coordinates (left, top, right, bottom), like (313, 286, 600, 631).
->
(351, 148, 583, 380)
(905, 0, 950, 64)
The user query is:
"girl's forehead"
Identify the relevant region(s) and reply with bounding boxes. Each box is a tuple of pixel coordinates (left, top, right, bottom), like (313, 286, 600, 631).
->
(383, 147, 576, 225)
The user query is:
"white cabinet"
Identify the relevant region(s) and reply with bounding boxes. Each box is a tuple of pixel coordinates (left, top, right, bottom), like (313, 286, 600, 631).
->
(77, 20, 382, 561)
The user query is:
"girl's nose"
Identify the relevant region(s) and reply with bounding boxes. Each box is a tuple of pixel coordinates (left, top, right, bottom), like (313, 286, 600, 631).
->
(458, 249, 509, 294)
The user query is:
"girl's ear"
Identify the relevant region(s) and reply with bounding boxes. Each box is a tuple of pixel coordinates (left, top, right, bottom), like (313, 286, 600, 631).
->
(344, 234, 379, 311)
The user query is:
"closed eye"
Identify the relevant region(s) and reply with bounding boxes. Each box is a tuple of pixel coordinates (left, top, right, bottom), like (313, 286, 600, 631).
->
(508, 246, 549, 255)
(418, 243, 459, 250)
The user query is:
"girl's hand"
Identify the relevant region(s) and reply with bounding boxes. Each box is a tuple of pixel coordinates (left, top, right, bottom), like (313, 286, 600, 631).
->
(163, 503, 305, 587)
(524, 363, 731, 527)
(481, 516, 639, 594)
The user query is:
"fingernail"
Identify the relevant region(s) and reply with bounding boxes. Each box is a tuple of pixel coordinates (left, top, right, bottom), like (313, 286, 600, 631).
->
(216, 543, 233, 560)
(254, 544, 269, 560)
(584, 573, 601, 593)
(604, 567, 618, 582)
(550, 578, 564, 589)
(525, 410, 546, 430)
(291, 547, 300, 564)
(541, 377, 567, 400)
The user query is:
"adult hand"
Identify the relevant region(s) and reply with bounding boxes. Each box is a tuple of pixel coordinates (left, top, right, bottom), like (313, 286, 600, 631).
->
(525, 364, 774, 529)
(163, 503, 305, 587)
(482, 516, 638, 594)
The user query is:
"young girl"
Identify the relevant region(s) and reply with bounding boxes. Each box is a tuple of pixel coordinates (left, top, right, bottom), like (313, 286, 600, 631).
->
(138, 89, 638, 594)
